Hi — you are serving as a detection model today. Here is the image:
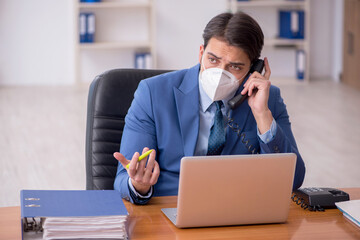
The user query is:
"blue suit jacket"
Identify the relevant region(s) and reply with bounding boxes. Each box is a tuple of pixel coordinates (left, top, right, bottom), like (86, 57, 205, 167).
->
(114, 64, 305, 200)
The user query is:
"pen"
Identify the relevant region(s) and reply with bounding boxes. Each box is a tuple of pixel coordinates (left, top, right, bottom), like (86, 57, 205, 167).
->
(126, 149, 153, 169)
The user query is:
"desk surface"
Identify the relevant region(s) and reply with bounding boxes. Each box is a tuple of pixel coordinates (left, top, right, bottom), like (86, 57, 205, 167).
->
(1, 188, 360, 240)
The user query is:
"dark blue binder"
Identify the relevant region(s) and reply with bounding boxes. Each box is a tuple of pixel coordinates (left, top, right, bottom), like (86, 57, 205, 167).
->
(21, 190, 128, 218)
(135, 52, 152, 69)
(79, 13, 87, 43)
(86, 12, 95, 43)
(21, 190, 128, 239)
(296, 49, 305, 80)
(279, 10, 304, 39)
(79, 12, 95, 43)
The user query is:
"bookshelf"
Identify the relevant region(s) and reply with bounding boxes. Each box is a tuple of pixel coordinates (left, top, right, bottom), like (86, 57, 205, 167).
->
(73, 0, 156, 83)
(228, 0, 310, 82)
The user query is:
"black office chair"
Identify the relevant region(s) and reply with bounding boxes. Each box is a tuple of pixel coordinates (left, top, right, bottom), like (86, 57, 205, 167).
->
(85, 68, 170, 190)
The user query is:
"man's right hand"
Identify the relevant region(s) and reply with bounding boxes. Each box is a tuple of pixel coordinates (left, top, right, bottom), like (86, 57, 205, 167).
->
(113, 147, 160, 195)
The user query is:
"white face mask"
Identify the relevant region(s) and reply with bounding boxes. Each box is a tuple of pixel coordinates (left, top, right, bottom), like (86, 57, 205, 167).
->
(200, 56, 248, 102)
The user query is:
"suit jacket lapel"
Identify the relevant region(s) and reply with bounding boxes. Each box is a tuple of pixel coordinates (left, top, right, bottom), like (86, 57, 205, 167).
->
(174, 65, 200, 156)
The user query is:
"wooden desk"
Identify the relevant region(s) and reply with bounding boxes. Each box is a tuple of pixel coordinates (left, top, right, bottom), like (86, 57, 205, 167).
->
(1, 188, 360, 240)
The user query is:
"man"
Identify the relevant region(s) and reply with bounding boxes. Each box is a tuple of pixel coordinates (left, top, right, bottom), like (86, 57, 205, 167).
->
(113, 12, 305, 204)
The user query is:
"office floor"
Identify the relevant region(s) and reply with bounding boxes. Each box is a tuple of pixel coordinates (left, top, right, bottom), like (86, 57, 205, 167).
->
(0, 78, 359, 207)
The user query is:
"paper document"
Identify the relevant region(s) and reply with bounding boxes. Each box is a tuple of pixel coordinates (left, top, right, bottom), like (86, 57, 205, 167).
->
(336, 200, 360, 228)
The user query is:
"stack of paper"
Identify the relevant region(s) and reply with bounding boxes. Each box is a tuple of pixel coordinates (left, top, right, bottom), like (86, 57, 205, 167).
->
(336, 199, 360, 228)
(21, 190, 128, 240)
(43, 215, 127, 239)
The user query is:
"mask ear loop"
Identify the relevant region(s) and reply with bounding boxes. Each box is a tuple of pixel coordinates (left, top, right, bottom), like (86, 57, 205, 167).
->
(237, 69, 250, 82)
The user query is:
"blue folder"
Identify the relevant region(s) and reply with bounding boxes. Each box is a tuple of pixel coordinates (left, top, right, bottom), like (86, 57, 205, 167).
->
(79, 12, 95, 43)
(296, 49, 305, 80)
(21, 190, 128, 239)
(86, 13, 95, 43)
(279, 10, 305, 39)
(135, 52, 152, 69)
(21, 190, 128, 218)
(79, 13, 87, 43)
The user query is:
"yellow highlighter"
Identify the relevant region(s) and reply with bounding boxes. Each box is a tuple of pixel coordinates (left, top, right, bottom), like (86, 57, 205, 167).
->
(126, 149, 153, 169)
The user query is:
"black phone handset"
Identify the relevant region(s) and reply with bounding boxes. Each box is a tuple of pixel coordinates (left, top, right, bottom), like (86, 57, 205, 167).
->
(292, 187, 350, 211)
(228, 59, 265, 110)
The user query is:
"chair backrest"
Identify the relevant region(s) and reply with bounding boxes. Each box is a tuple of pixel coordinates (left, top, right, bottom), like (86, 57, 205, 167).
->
(86, 68, 170, 190)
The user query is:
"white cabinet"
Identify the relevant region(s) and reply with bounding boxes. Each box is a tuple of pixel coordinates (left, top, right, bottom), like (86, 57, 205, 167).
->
(228, 0, 310, 82)
(73, 0, 156, 83)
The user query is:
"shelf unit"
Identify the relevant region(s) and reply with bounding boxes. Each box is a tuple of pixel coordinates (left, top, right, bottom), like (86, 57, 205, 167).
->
(228, 0, 310, 82)
(73, 0, 156, 83)
(230, 0, 307, 7)
(79, 41, 151, 50)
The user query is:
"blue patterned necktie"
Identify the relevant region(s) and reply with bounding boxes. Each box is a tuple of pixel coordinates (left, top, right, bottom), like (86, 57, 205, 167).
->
(207, 101, 225, 155)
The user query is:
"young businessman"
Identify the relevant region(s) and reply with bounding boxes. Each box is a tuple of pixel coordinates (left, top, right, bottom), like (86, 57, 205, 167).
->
(113, 12, 305, 204)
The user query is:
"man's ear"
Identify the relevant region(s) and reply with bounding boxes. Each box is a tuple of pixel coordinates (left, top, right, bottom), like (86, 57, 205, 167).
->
(199, 45, 204, 64)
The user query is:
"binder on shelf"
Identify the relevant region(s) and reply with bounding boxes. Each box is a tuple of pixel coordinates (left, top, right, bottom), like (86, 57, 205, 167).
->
(81, 0, 101, 2)
(79, 13, 87, 43)
(135, 52, 152, 69)
(79, 12, 96, 43)
(21, 190, 128, 240)
(296, 49, 305, 80)
(86, 13, 95, 43)
(279, 10, 304, 39)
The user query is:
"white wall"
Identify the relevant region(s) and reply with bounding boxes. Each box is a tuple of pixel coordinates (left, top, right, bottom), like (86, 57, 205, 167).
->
(0, 0, 74, 85)
(309, 0, 344, 81)
(0, 0, 343, 85)
(155, 0, 227, 70)
(309, 0, 332, 79)
(331, 0, 343, 82)
(309, 0, 343, 81)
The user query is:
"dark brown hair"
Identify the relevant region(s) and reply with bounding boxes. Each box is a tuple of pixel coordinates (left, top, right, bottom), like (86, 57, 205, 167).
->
(202, 12, 264, 63)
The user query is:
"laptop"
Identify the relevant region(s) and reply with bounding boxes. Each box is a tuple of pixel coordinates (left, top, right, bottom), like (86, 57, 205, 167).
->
(161, 153, 296, 228)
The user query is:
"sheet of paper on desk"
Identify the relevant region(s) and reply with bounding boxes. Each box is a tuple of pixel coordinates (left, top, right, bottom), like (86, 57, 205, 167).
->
(336, 199, 360, 228)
